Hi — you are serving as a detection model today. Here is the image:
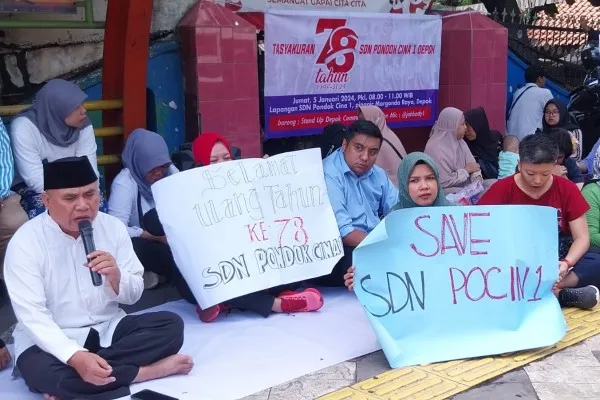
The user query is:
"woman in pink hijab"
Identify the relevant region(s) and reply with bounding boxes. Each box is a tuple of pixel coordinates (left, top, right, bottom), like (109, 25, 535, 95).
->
(358, 106, 407, 187)
(424, 107, 482, 193)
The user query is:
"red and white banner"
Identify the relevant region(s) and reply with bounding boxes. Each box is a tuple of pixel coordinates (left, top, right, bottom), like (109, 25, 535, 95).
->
(264, 10, 442, 138)
(222, 0, 434, 15)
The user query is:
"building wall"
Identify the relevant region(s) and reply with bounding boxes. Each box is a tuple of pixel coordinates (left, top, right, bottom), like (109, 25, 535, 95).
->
(0, 0, 197, 102)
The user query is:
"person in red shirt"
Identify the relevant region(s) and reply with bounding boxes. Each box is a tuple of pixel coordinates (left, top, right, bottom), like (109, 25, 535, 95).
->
(479, 133, 599, 309)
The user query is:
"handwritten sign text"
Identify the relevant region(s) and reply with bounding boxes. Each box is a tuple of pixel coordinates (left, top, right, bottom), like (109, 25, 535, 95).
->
(353, 205, 566, 368)
(153, 149, 342, 309)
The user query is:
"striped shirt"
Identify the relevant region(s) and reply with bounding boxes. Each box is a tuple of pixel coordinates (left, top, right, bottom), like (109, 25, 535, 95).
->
(0, 119, 14, 199)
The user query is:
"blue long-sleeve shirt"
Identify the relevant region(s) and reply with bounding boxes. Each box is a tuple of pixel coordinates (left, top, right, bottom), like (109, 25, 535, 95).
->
(323, 148, 398, 237)
(0, 119, 14, 199)
(565, 156, 584, 183)
(582, 138, 600, 177)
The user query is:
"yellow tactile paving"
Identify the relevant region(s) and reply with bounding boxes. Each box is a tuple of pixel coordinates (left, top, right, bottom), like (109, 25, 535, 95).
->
(564, 307, 600, 326)
(319, 387, 379, 399)
(350, 368, 468, 400)
(418, 356, 519, 387)
(320, 307, 600, 400)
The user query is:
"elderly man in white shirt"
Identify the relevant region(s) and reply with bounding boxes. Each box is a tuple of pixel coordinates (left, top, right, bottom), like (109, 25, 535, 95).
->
(506, 65, 554, 140)
(4, 156, 193, 400)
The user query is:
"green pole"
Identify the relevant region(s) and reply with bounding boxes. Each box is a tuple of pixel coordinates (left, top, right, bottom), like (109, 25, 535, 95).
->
(0, 20, 105, 29)
(83, 0, 95, 25)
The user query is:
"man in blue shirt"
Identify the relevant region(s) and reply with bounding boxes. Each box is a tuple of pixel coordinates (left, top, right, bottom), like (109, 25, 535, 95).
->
(315, 120, 398, 286)
(0, 117, 28, 369)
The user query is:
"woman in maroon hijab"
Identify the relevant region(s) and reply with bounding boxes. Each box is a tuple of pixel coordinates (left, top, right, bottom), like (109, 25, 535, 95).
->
(190, 133, 324, 322)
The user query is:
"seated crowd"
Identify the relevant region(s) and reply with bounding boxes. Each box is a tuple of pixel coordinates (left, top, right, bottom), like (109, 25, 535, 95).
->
(0, 74, 599, 400)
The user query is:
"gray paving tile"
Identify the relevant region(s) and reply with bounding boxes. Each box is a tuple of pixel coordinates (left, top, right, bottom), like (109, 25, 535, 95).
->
(493, 368, 533, 384)
(533, 343, 600, 368)
(355, 350, 390, 382)
(583, 335, 600, 351)
(583, 334, 600, 352)
(527, 364, 600, 384)
(525, 345, 600, 384)
(532, 382, 600, 400)
(240, 388, 270, 400)
(268, 362, 356, 400)
(452, 381, 539, 400)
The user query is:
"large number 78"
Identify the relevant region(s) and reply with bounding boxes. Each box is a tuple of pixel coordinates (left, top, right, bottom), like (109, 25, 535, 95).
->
(274, 217, 309, 248)
(315, 18, 358, 74)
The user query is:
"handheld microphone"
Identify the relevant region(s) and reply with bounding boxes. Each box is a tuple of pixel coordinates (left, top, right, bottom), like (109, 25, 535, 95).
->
(78, 220, 102, 287)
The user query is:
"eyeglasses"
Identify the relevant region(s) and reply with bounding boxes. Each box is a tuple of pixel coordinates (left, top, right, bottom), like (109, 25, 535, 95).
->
(545, 110, 560, 116)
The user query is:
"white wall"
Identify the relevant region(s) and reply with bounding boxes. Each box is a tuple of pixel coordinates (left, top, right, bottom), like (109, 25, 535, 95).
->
(0, 0, 197, 93)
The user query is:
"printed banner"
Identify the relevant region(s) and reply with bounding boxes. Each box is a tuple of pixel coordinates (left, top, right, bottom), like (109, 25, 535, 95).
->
(152, 149, 343, 309)
(221, 0, 434, 15)
(264, 11, 441, 138)
(0, 0, 77, 14)
(353, 205, 567, 368)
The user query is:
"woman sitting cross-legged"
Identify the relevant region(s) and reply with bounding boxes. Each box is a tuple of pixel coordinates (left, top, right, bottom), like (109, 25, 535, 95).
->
(479, 133, 600, 310)
(107, 129, 192, 294)
(189, 132, 324, 322)
(424, 107, 491, 194)
(463, 107, 502, 180)
(344, 152, 455, 290)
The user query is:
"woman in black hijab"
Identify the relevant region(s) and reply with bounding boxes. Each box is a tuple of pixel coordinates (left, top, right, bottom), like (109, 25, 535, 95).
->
(541, 99, 583, 160)
(463, 107, 502, 179)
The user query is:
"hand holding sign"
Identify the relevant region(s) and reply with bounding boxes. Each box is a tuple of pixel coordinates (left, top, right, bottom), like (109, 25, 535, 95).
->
(152, 149, 343, 309)
(344, 266, 355, 291)
(353, 205, 567, 368)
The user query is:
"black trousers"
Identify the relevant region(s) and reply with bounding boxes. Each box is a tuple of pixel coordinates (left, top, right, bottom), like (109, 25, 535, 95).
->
(131, 237, 196, 302)
(570, 251, 600, 288)
(189, 284, 299, 318)
(225, 284, 299, 317)
(17, 311, 184, 400)
(310, 246, 354, 287)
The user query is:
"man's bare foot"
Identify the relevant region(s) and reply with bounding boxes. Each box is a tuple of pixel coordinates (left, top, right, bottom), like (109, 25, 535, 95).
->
(0, 346, 10, 370)
(43, 394, 59, 400)
(133, 354, 194, 384)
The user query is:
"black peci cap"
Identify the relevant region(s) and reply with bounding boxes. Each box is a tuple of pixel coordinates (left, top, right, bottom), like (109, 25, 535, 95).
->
(43, 156, 97, 191)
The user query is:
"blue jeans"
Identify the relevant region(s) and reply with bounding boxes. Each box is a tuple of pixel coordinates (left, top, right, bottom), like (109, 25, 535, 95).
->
(571, 251, 600, 288)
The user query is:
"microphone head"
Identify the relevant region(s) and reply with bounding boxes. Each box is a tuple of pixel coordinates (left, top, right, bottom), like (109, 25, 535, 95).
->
(78, 219, 92, 232)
